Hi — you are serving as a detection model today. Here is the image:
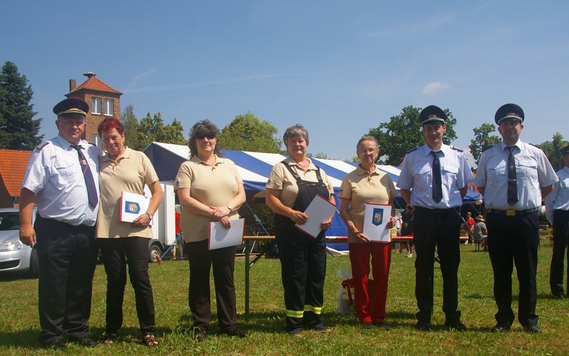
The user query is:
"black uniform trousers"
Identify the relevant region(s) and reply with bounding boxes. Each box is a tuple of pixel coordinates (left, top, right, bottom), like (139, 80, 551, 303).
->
(98, 237, 156, 335)
(34, 215, 98, 346)
(275, 231, 327, 331)
(185, 239, 238, 332)
(550, 209, 569, 296)
(412, 207, 462, 324)
(486, 211, 540, 327)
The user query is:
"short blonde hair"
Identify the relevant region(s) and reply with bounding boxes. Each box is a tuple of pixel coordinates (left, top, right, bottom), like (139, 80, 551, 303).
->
(283, 124, 309, 146)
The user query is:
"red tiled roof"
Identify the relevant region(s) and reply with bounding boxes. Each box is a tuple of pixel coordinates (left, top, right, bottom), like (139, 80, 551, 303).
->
(0, 149, 32, 197)
(69, 75, 122, 95)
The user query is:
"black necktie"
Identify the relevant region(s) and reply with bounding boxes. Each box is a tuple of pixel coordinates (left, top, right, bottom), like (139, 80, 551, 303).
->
(431, 151, 442, 203)
(506, 146, 518, 205)
(71, 145, 98, 208)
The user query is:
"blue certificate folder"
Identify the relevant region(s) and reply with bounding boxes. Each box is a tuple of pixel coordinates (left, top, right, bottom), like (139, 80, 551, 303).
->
(362, 203, 392, 242)
(120, 191, 152, 224)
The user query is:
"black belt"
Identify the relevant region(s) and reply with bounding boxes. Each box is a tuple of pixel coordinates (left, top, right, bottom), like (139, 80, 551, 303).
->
(414, 206, 459, 215)
(488, 208, 537, 217)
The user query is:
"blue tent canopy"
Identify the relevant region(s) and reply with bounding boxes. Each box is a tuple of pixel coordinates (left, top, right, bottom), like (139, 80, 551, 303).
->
(143, 142, 483, 239)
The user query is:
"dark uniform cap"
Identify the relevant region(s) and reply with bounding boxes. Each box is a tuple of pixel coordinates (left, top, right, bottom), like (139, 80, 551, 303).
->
(494, 103, 524, 125)
(561, 145, 569, 156)
(419, 105, 448, 125)
(53, 97, 89, 118)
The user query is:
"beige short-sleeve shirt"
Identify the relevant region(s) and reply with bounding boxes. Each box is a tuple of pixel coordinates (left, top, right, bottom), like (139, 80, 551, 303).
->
(339, 165, 397, 243)
(174, 155, 243, 243)
(96, 147, 160, 239)
(266, 157, 334, 208)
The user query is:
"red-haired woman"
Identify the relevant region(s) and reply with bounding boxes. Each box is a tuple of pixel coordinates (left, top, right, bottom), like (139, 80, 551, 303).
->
(96, 117, 163, 347)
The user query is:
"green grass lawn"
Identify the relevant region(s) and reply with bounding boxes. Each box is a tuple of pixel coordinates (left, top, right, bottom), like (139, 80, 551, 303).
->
(1, 239, 568, 355)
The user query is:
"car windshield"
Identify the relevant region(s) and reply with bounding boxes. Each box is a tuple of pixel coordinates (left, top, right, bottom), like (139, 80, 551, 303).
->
(0, 212, 20, 231)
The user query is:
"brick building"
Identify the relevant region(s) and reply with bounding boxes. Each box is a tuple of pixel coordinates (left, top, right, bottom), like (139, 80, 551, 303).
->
(67, 72, 122, 144)
(0, 149, 32, 208)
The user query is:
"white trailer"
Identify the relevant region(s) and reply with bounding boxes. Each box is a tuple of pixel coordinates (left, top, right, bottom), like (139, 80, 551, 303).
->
(146, 181, 177, 262)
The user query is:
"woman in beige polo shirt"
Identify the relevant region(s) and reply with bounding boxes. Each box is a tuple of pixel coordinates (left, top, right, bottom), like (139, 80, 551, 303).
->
(175, 120, 247, 342)
(96, 117, 163, 347)
(266, 124, 335, 335)
(339, 136, 396, 330)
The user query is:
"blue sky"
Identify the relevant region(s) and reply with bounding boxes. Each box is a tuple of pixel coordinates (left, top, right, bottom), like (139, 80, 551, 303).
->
(2, 1, 568, 166)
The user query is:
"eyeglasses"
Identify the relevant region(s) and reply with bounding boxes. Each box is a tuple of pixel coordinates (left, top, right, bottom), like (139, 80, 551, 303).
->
(196, 132, 215, 140)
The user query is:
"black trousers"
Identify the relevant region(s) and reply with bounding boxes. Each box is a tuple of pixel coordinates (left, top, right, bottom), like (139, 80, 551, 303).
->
(185, 240, 238, 331)
(487, 211, 539, 327)
(35, 216, 98, 345)
(276, 232, 327, 331)
(412, 207, 462, 324)
(98, 237, 156, 335)
(550, 209, 569, 296)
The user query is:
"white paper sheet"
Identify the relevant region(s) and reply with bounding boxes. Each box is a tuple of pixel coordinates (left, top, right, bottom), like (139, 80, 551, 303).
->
(120, 191, 152, 224)
(362, 203, 392, 242)
(295, 194, 337, 238)
(209, 218, 245, 250)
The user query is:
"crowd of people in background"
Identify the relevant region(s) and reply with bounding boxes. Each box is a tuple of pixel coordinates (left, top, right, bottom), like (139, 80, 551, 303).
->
(17, 97, 568, 349)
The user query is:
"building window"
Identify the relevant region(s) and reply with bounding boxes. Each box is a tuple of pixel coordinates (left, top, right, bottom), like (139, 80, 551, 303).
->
(91, 97, 101, 115)
(92, 134, 101, 147)
(104, 99, 114, 116)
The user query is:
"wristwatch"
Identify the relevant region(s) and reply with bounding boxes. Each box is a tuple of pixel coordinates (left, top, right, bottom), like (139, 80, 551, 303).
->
(146, 212, 153, 220)
(227, 205, 233, 213)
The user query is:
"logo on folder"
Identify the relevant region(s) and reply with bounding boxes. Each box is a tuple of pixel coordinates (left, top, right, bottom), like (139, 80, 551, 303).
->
(125, 201, 140, 214)
(372, 208, 384, 226)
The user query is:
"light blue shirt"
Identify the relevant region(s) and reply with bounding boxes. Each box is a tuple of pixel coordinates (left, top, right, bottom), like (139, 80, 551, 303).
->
(21, 135, 102, 226)
(474, 140, 558, 211)
(545, 166, 569, 224)
(397, 144, 474, 209)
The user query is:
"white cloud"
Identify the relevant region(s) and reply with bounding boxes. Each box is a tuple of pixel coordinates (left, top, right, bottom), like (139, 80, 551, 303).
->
(422, 81, 452, 94)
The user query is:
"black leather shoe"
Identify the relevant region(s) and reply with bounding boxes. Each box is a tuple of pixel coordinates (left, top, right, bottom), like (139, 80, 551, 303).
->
(373, 321, 392, 330)
(221, 328, 248, 338)
(445, 320, 468, 331)
(524, 324, 542, 334)
(491, 323, 511, 332)
(42, 339, 66, 351)
(416, 322, 431, 331)
(69, 337, 97, 347)
(194, 328, 207, 342)
(553, 294, 564, 300)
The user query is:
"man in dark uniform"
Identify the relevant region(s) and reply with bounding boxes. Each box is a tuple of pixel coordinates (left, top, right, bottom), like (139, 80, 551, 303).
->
(545, 145, 569, 300)
(19, 97, 102, 350)
(475, 103, 557, 334)
(397, 105, 473, 331)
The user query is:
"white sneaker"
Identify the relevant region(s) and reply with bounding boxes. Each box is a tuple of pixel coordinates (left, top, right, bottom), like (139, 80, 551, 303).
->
(406, 252, 412, 258)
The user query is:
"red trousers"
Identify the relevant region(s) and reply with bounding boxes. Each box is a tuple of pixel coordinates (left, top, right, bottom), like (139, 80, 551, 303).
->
(349, 242, 391, 323)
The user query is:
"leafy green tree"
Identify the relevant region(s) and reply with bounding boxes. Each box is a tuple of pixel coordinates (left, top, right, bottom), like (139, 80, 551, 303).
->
(121, 104, 139, 149)
(125, 110, 186, 150)
(540, 133, 568, 170)
(469, 123, 501, 166)
(0, 61, 43, 150)
(136, 112, 155, 150)
(367, 105, 457, 165)
(165, 118, 186, 145)
(219, 112, 282, 153)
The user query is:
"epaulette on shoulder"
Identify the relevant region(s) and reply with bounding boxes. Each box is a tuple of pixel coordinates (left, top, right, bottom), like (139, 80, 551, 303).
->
(450, 145, 463, 152)
(481, 143, 499, 153)
(406, 146, 418, 154)
(35, 141, 50, 150)
(529, 143, 543, 150)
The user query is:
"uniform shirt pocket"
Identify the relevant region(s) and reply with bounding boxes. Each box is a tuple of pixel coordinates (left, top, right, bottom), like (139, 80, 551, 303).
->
(487, 162, 506, 185)
(50, 160, 77, 189)
(516, 157, 538, 182)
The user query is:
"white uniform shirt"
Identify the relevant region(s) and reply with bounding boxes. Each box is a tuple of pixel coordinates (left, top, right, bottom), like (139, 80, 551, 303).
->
(544, 166, 569, 224)
(397, 144, 474, 209)
(21, 135, 102, 226)
(474, 141, 558, 211)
